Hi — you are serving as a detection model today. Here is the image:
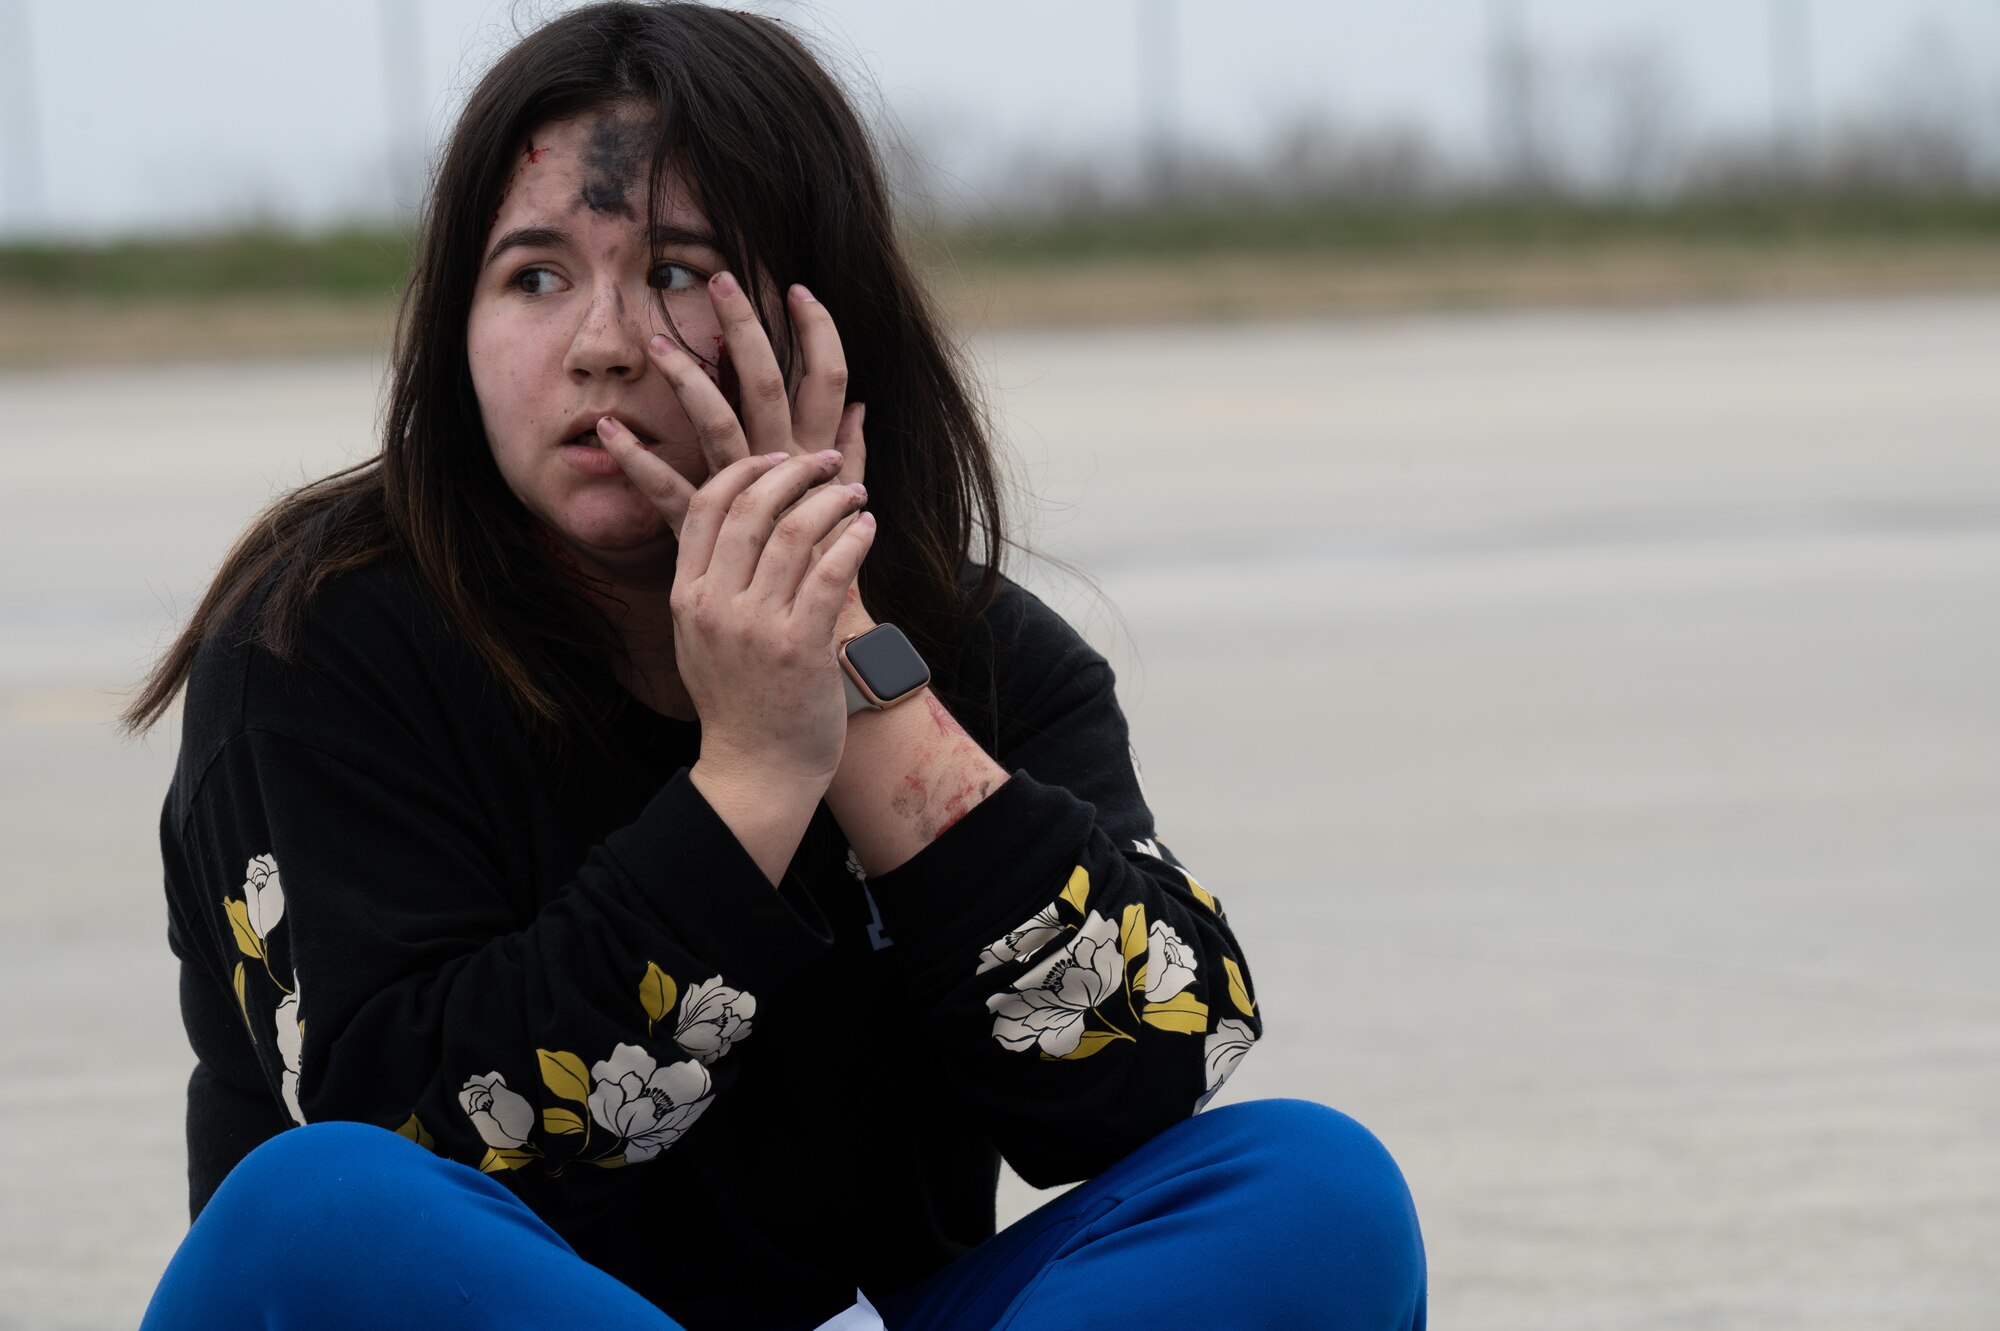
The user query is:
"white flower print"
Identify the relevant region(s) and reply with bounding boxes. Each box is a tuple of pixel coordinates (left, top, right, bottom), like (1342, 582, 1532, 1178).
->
(587, 1043, 716, 1162)
(242, 854, 285, 941)
(274, 978, 305, 1125)
(673, 977, 757, 1065)
(975, 902, 1066, 975)
(1141, 919, 1197, 1003)
(458, 1072, 536, 1150)
(1195, 1018, 1257, 1112)
(987, 910, 1123, 1057)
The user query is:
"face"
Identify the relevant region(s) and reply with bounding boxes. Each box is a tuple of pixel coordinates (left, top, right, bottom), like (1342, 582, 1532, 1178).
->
(467, 107, 732, 581)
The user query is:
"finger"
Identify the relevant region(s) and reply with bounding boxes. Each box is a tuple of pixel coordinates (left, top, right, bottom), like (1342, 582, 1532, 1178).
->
(832, 401, 867, 488)
(707, 449, 844, 595)
(787, 285, 850, 452)
(674, 450, 791, 582)
(708, 271, 793, 456)
(794, 510, 876, 627)
(594, 415, 699, 535)
(648, 334, 749, 477)
(750, 480, 868, 607)
(811, 511, 859, 567)
(810, 405, 867, 560)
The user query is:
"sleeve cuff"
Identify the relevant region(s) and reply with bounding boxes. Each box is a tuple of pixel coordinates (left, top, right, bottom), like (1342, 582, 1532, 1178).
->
(601, 769, 834, 998)
(864, 771, 1094, 969)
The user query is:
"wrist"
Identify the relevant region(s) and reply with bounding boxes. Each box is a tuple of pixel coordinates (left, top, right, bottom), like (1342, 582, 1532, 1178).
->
(691, 746, 831, 807)
(842, 682, 927, 733)
(833, 586, 876, 643)
(690, 755, 827, 886)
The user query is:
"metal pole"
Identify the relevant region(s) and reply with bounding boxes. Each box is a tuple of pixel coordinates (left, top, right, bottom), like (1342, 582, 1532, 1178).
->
(0, 0, 49, 234)
(1794, 0, 1814, 167)
(1770, 0, 1814, 173)
(1138, 0, 1178, 199)
(379, 0, 427, 215)
(1488, 0, 1536, 193)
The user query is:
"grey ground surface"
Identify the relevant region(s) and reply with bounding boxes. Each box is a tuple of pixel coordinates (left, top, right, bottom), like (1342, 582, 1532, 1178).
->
(2, 295, 1995, 1329)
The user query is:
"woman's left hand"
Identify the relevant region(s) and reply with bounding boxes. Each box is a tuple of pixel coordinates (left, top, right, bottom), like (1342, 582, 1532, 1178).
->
(610, 271, 874, 633)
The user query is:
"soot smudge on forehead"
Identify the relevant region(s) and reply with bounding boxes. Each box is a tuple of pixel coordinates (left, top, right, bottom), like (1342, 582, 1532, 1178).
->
(578, 114, 647, 219)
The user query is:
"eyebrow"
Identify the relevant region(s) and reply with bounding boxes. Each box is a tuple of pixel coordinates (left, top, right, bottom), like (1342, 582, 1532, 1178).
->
(649, 221, 719, 247)
(483, 221, 723, 269)
(484, 225, 570, 269)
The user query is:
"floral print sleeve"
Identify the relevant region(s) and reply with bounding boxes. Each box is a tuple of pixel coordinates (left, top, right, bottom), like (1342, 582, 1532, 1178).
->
(178, 722, 824, 1205)
(864, 621, 1263, 1189)
(215, 853, 307, 1126)
(982, 856, 1258, 1114)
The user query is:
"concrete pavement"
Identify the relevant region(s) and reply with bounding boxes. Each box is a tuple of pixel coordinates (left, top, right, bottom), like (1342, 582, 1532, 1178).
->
(3, 295, 1995, 1328)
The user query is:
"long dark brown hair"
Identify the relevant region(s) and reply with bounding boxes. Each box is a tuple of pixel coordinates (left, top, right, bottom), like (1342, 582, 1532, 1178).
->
(124, 1, 1006, 748)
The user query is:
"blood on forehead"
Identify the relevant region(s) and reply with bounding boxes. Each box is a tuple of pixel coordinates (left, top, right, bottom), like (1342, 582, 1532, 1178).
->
(492, 140, 552, 223)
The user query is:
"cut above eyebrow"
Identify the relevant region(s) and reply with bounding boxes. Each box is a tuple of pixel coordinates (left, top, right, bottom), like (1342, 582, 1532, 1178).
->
(483, 221, 722, 269)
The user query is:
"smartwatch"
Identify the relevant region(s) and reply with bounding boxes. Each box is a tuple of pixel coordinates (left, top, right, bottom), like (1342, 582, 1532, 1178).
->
(838, 624, 931, 714)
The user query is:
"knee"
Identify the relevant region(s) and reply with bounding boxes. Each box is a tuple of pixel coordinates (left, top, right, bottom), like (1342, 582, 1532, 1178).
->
(148, 1122, 458, 1325)
(1209, 1098, 1418, 1218)
(1181, 1095, 1383, 1163)
(1207, 1098, 1408, 1186)
(203, 1121, 442, 1246)
(1192, 1100, 1426, 1305)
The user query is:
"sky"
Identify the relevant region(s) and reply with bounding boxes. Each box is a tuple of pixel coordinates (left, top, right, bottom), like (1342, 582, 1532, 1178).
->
(2, 0, 1997, 238)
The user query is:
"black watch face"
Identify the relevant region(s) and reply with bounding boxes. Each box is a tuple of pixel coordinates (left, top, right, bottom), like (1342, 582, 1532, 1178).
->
(846, 625, 931, 701)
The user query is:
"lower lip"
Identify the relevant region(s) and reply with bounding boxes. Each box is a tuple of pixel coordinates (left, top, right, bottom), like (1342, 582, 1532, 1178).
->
(560, 441, 627, 476)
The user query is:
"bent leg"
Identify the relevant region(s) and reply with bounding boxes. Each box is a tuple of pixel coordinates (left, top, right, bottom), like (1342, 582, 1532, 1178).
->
(881, 1100, 1426, 1331)
(141, 1122, 680, 1331)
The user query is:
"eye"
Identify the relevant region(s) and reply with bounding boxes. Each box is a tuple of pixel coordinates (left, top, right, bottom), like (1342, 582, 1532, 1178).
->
(511, 266, 566, 296)
(649, 261, 701, 293)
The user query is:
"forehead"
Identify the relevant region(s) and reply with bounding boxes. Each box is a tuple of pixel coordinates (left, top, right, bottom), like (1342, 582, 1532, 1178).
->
(492, 109, 707, 237)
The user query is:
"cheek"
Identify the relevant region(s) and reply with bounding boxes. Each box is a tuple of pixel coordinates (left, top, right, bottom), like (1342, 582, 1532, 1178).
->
(467, 316, 549, 454)
(466, 313, 507, 415)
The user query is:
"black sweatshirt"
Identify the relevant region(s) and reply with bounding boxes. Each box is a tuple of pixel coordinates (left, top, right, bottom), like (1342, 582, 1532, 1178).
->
(161, 556, 1262, 1331)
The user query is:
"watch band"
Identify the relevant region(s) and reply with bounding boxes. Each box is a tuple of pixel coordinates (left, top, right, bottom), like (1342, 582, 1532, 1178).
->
(842, 669, 872, 715)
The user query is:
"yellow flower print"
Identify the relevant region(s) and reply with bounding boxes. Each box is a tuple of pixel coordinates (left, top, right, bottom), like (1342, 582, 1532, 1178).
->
(987, 910, 1128, 1058)
(222, 853, 293, 995)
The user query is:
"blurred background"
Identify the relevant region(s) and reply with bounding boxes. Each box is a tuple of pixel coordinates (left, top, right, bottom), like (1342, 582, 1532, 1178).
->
(2, 2, 1996, 1328)
(6, 0, 2000, 351)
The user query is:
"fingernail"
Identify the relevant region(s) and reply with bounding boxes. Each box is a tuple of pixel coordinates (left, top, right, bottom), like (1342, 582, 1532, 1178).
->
(597, 416, 619, 438)
(791, 283, 816, 304)
(856, 511, 876, 528)
(762, 451, 789, 462)
(846, 482, 867, 499)
(711, 271, 740, 298)
(650, 334, 672, 356)
(817, 449, 842, 465)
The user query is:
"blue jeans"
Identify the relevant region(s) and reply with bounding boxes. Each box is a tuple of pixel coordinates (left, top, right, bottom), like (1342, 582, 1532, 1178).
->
(141, 1099, 1426, 1330)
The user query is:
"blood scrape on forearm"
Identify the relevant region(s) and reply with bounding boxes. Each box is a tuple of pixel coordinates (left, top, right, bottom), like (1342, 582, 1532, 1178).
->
(827, 688, 1007, 875)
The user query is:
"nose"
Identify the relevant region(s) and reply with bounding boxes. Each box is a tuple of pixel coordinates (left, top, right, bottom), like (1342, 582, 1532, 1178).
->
(562, 280, 648, 382)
